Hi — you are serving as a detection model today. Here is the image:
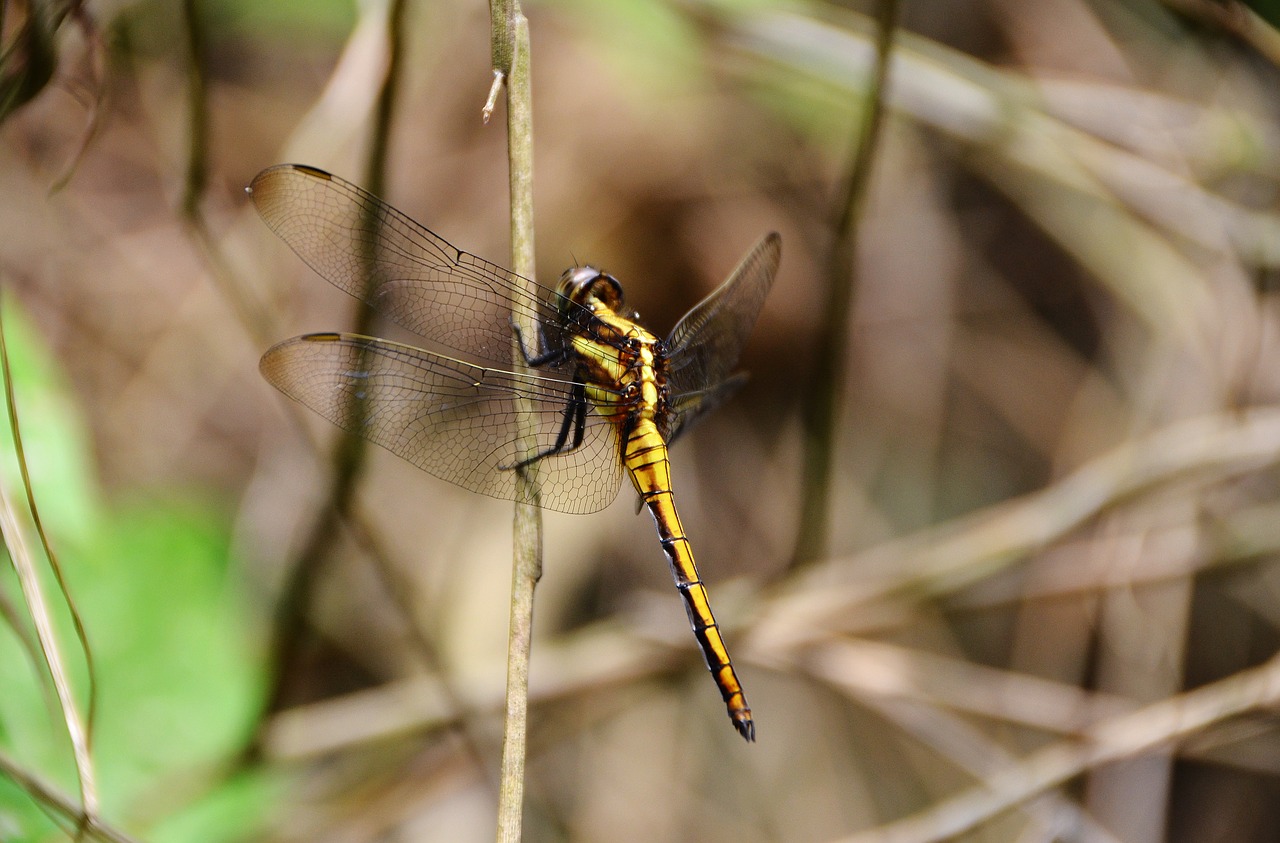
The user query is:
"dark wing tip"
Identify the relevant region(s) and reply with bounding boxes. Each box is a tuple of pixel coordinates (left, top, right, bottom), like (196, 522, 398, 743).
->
(258, 332, 342, 379)
(247, 163, 335, 203)
(251, 162, 333, 183)
(289, 163, 335, 179)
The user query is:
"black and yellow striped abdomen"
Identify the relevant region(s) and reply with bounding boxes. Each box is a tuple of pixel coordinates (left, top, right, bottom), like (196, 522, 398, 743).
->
(561, 270, 755, 741)
(623, 417, 754, 741)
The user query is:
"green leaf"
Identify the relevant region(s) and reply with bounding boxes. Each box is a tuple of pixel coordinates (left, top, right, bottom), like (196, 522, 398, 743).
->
(0, 304, 273, 841)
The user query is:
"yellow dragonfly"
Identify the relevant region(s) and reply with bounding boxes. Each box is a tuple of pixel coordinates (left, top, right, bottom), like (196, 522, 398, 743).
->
(251, 164, 779, 741)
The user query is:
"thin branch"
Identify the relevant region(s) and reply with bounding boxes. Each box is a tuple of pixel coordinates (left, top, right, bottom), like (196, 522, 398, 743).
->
(0, 749, 143, 843)
(178, 0, 274, 354)
(852, 690, 1127, 843)
(216, 1, 487, 774)
(344, 5, 494, 777)
(179, 0, 208, 219)
(263, 0, 408, 720)
(261, 407, 1280, 764)
(756, 406, 1280, 651)
(364, 0, 407, 198)
(490, 1, 542, 840)
(835, 651, 1280, 843)
(792, 0, 900, 567)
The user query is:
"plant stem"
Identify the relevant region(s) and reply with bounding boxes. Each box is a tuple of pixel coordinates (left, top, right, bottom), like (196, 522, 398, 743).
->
(491, 4, 541, 841)
(262, 0, 407, 721)
(179, 0, 207, 219)
(793, 0, 900, 568)
(0, 299, 100, 830)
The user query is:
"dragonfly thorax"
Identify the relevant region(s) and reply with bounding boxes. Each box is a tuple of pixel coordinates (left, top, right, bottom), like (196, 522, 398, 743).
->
(556, 265, 625, 314)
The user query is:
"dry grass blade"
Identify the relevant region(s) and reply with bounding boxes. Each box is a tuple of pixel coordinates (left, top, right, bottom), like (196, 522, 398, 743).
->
(721, 5, 1270, 332)
(0, 297, 100, 714)
(0, 307, 98, 834)
(754, 407, 1280, 651)
(836, 651, 1280, 843)
(0, 296, 100, 831)
(851, 693, 1127, 843)
(0, 749, 142, 843)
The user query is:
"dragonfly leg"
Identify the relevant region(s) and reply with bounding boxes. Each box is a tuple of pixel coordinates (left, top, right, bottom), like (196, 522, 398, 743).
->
(511, 319, 566, 368)
(502, 378, 589, 470)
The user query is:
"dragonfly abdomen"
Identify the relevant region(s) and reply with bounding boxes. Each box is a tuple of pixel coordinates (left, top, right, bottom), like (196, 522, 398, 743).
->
(623, 420, 755, 742)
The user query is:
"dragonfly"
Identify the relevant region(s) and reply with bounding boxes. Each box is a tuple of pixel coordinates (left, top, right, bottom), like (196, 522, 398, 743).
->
(250, 164, 779, 742)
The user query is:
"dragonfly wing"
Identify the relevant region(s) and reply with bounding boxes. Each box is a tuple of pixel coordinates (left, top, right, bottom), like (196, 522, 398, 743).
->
(260, 332, 624, 514)
(663, 372, 750, 444)
(665, 233, 780, 400)
(660, 234, 778, 434)
(250, 164, 570, 366)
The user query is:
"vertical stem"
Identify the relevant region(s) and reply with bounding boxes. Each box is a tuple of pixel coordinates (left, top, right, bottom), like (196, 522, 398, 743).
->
(179, 0, 207, 219)
(364, 0, 407, 199)
(792, 1, 900, 568)
(178, 0, 273, 345)
(491, 5, 541, 842)
(262, 0, 407, 719)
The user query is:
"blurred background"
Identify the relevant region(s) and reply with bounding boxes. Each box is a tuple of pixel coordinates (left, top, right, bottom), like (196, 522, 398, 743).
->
(4, 0, 1280, 841)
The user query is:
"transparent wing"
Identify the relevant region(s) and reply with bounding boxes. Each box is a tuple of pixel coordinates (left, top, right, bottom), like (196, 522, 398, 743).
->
(260, 332, 624, 514)
(663, 373, 749, 445)
(250, 164, 580, 367)
(664, 233, 780, 430)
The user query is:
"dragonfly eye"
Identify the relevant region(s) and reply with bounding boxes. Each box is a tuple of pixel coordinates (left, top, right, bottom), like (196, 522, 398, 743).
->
(557, 266, 625, 311)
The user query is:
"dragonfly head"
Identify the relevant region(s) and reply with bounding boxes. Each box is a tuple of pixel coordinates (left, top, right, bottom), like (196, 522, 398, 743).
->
(556, 266, 625, 315)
